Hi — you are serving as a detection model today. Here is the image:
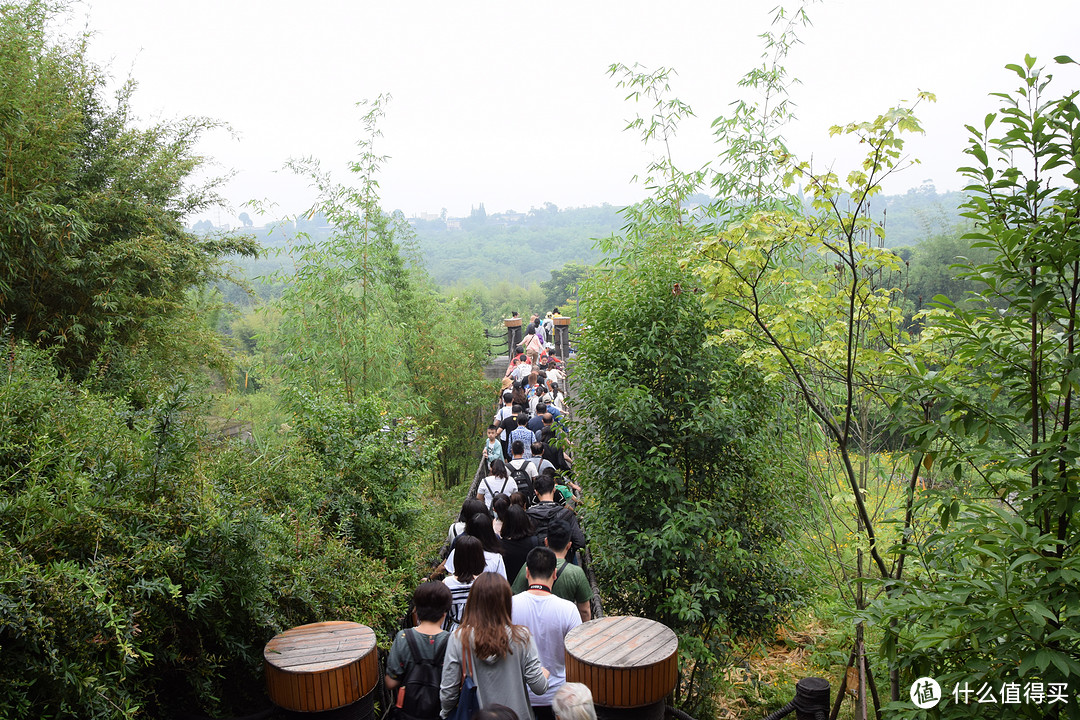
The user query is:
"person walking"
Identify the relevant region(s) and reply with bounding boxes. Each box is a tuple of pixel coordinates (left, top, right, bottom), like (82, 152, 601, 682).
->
(511, 547, 582, 720)
(442, 536, 487, 632)
(439, 573, 549, 719)
(384, 582, 452, 719)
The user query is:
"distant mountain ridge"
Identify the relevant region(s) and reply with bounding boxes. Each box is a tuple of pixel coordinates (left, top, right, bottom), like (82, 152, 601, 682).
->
(205, 186, 967, 290)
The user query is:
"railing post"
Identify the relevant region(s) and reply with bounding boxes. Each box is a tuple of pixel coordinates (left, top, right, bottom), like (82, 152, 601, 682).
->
(504, 317, 522, 358)
(553, 315, 571, 358)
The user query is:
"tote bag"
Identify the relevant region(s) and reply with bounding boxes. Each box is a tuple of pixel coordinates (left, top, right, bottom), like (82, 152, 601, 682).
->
(447, 640, 478, 720)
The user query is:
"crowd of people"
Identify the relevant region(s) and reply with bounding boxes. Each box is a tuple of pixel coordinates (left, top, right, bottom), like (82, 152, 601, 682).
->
(385, 326, 597, 720)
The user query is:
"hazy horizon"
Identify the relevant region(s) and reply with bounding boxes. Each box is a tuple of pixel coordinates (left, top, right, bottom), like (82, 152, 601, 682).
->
(64, 0, 1080, 226)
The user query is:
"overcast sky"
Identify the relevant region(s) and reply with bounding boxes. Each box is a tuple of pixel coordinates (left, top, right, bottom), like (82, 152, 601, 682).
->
(67, 0, 1079, 224)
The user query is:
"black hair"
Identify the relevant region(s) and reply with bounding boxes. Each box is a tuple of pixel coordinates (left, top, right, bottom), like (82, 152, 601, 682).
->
(535, 402, 547, 414)
(491, 493, 510, 520)
(500, 504, 536, 541)
(531, 441, 545, 456)
(453, 535, 486, 584)
(516, 412, 529, 425)
(488, 423, 499, 432)
(474, 706, 519, 720)
(525, 546, 557, 580)
(466, 512, 503, 554)
(489, 458, 508, 479)
(413, 581, 452, 622)
(458, 498, 489, 523)
(546, 520, 571, 551)
(511, 440, 525, 455)
(534, 473, 556, 496)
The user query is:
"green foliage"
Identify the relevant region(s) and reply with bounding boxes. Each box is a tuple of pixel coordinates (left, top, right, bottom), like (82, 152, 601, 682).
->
(576, 255, 799, 717)
(896, 226, 996, 316)
(0, 343, 412, 719)
(694, 92, 938, 588)
(870, 56, 1080, 718)
(265, 95, 491, 491)
(404, 290, 494, 489)
(269, 96, 420, 403)
(444, 278, 547, 337)
(604, 63, 703, 259)
(709, 2, 811, 214)
(280, 386, 421, 565)
(240, 203, 622, 291)
(0, 1, 257, 392)
(540, 261, 591, 310)
(879, 184, 969, 247)
(413, 204, 618, 286)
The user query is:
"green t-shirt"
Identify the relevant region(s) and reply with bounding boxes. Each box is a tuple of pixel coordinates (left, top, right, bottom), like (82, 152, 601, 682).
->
(385, 627, 449, 680)
(511, 558, 592, 605)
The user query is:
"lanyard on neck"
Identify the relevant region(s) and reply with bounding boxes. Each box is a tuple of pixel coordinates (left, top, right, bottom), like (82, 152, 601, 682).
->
(528, 584, 552, 593)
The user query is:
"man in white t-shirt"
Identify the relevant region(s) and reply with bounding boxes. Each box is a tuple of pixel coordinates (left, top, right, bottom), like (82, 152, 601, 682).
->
(511, 547, 581, 720)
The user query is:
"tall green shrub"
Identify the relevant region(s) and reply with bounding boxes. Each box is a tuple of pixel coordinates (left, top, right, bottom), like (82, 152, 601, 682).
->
(0, 1, 256, 392)
(870, 56, 1080, 718)
(575, 255, 799, 717)
(0, 343, 411, 719)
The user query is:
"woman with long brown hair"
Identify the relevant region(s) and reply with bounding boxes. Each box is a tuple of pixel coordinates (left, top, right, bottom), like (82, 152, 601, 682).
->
(439, 573, 548, 719)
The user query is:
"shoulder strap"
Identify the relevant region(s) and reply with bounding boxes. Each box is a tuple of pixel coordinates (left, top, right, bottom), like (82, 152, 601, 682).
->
(403, 628, 424, 665)
(553, 559, 568, 584)
(460, 632, 474, 679)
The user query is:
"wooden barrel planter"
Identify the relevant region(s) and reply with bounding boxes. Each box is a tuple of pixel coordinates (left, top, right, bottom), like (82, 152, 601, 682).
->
(264, 621, 379, 719)
(564, 616, 678, 720)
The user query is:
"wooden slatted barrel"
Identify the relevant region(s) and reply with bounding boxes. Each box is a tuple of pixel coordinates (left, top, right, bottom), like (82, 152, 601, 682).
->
(264, 621, 378, 717)
(564, 616, 678, 720)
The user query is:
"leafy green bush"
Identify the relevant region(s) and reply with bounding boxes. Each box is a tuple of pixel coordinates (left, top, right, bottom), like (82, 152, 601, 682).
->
(868, 57, 1080, 718)
(0, 1, 257, 393)
(575, 257, 802, 717)
(0, 344, 416, 719)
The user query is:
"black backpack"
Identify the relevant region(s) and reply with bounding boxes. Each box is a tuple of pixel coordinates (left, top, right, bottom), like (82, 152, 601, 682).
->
(394, 630, 447, 720)
(507, 461, 535, 504)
